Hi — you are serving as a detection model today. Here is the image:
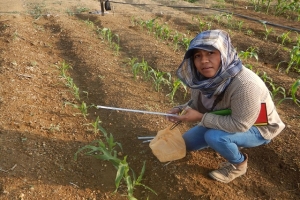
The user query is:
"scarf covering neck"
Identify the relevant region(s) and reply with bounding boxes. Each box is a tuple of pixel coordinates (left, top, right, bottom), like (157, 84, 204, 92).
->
(176, 30, 242, 98)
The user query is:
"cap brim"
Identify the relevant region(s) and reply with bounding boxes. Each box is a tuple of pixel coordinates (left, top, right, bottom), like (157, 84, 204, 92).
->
(184, 45, 216, 59)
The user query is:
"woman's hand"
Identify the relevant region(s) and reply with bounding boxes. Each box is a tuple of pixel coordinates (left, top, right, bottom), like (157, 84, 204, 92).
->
(166, 108, 181, 122)
(166, 107, 203, 123)
(175, 107, 203, 122)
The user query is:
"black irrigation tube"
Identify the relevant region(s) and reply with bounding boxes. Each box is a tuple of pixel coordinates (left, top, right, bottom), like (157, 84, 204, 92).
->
(110, 1, 300, 33)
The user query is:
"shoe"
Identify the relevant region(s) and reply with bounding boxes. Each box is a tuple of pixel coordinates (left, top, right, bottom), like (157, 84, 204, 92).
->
(209, 153, 248, 183)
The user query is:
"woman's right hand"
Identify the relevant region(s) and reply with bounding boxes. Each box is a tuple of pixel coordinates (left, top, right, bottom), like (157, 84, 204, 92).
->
(166, 107, 181, 123)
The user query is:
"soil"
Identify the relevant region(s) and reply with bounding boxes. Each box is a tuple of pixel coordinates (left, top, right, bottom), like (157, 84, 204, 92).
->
(0, 0, 299, 200)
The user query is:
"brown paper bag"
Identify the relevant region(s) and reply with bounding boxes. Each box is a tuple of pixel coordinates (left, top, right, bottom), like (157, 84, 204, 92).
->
(149, 125, 186, 162)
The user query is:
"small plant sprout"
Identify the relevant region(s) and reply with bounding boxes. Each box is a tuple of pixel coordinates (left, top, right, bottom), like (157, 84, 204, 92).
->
(74, 125, 156, 199)
(149, 69, 171, 92)
(245, 29, 255, 36)
(277, 45, 300, 73)
(167, 78, 188, 102)
(83, 19, 94, 28)
(113, 34, 120, 56)
(140, 58, 152, 80)
(277, 31, 292, 45)
(290, 79, 300, 105)
(262, 23, 275, 40)
(64, 101, 90, 119)
(214, 14, 223, 25)
(57, 60, 72, 78)
(236, 21, 244, 32)
(84, 116, 101, 134)
(238, 47, 259, 61)
(181, 35, 192, 50)
(132, 62, 143, 80)
(172, 31, 182, 51)
(277, 79, 300, 106)
(192, 16, 206, 32)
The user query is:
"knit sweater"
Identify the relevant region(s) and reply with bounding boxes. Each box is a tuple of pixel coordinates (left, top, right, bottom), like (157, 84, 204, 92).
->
(178, 66, 285, 140)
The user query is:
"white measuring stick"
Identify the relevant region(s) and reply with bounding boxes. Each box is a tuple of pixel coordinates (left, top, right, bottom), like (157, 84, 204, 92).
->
(96, 105, 178, 117)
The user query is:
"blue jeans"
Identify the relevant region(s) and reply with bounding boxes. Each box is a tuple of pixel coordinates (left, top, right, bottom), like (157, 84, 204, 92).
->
(182, 125, 271, 164)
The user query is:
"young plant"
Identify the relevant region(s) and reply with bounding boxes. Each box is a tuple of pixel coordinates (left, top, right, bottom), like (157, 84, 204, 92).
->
(167, 78, 188, 102)
(192, 16, 206, 32)
(85, 116, 101, 134)
(262, 23, 275, 40)
(238, 47, 259, 61)
(143, 18, 157, 35)
(236, 21, 244, 32)
(64, 101, 90, 119)
(214, 14, 223, 25)
(74, 125, 156, 199)
(113, 34, 121, 56)
(132, 62, 143, 80)
(277, 79, 300, 106)
(172, 31, 182, 51)
(289, 79, 300, 105)
(64, 76, 81, 100)
(57, 61, 72, 78)
(83, 19, 94, 28)
(181, 35, 192, 50)
(139, 58, 152, 80)
(277, 31, 292, 45)
(277, 45, 300, 73)
(149, 69, 171, 92)
(245, 29, 255, 36)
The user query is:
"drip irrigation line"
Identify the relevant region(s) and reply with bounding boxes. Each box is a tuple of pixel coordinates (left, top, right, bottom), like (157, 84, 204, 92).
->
(110, 1, 300, 33)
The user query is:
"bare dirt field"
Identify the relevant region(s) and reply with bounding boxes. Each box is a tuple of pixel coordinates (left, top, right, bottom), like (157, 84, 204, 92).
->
(0, 0, 299, 199)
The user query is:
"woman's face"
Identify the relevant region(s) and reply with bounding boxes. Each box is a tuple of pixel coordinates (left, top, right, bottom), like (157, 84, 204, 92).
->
(193, 49, 221, 78)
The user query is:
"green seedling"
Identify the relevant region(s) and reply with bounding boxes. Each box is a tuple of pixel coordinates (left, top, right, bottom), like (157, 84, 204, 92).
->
(162, 25, 171, 40)
(214, 14, 223, 25)
(167, 78, 188, 102)
(224, 13, 233, 28)
(277, 45, 300, 73)
(262, 23, 275, 40)
(154, 24, 164, 39)
(238, 47, 259, 61)
(181, 35, 192, 50)
(64, 76, 80, 100)
(236, 21, 244, 32)
(140, 59, 152, 80)
(76, 7, 89, 13)
(277, 31, 292, 45)
(132, 62, 143, 80)
(74, 125, 156, 199)
(29, 5, 43, 19)
(290, 79, 300, 105)
(57, 61, 72, 78)
(84, 116, 101, 134)
(149, 69, 171, 92)
(83, 19, 94, 28)
(113, 34, 120, 55)
(143, 18, 157, 35)
(277, 79, 300, 106)
(172, 31, 182, 51)
(64, 101, 90, 119)
(192, 16, 206, 32)
(127, 57, 138, 68)
(245, 29, 255, 36)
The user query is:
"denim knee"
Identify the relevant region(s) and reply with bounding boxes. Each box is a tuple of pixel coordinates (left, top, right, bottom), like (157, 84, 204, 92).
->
(204, 129, 228, 146)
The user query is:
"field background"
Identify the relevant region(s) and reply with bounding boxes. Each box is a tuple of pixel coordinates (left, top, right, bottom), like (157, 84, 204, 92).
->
(0, 0, 299, 199)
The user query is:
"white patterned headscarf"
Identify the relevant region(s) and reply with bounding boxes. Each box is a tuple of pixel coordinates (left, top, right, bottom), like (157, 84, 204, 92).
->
(176, 30, 242, 98)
